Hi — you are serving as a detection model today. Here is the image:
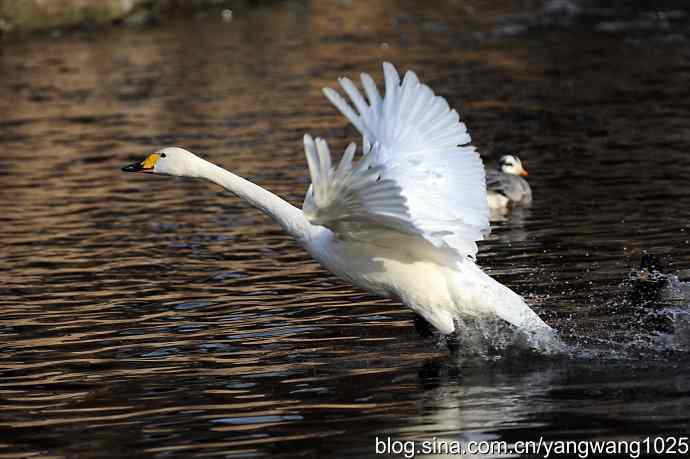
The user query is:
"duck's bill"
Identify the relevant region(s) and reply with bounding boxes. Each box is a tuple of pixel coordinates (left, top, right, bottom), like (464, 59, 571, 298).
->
(637, 269, 651, 282)
(635, 269, 666, 283)
(518, 166, 529, 177)
(122, 153, 159, 173)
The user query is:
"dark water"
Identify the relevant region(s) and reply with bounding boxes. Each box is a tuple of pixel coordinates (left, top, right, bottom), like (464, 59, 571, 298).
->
(2, 1, 690, 457)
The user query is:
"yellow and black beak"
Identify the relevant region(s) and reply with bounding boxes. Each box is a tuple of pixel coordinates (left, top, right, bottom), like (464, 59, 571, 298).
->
(122, 153, 160, 173)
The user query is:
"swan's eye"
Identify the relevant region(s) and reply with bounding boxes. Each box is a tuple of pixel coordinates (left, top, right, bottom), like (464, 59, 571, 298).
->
(161, 153, 167, 158)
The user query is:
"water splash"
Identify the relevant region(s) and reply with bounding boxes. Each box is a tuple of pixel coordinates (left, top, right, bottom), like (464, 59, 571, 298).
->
(443, 316, 567, 363)
(441, 298, 690, 364)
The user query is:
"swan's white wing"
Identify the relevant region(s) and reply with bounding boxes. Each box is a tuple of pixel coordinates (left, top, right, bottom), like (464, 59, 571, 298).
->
(302, 135, 419, 237)
(304, 62, 490, 258)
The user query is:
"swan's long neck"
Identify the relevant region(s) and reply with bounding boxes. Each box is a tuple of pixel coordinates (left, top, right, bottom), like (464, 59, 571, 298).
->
(190, 158, 311, 239)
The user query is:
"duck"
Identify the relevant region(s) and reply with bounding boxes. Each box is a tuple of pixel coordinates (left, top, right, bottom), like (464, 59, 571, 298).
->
(122, 63, 557, 348)
(629, 254, 690, 306)
(486, 154, 532, 210)
(619, 254, 690, 336)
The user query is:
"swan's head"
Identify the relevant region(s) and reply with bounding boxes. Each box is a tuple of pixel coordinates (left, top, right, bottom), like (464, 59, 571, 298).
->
(499, 155, 528, 177)
(122, 147, 201, 177)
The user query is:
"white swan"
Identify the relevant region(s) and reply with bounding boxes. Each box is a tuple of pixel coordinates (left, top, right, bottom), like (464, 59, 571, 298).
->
(123, 63, 554, 341)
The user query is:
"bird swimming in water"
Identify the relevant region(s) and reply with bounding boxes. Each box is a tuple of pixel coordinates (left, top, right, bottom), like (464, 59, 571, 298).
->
(486, 154, 532, 210)
(122, 63, 556, 347)
(629, 254, 690, 306)
(618, 254, 690, 337)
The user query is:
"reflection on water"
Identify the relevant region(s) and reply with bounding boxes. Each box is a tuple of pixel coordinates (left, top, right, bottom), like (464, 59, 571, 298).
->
(1, 0, 690, 457)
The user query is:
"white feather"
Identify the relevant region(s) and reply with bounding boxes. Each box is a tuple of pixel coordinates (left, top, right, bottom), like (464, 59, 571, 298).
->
(136, 67, 555, 342)
(302, 135, 418, 237)
(307, 62, 490, 260)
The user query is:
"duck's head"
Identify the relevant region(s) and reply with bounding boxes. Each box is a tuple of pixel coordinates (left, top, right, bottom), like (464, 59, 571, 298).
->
(122, 147, 201, 177)
(636, 254, 668, 283)
(499, 155, 528, 177)
(628, 254, 670, 305)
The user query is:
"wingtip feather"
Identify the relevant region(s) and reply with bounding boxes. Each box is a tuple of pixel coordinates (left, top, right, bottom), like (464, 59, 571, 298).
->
(307, 62, 489, 257)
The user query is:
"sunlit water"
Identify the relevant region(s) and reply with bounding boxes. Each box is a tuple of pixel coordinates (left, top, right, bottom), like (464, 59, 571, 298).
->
(1, 1, 690, 457)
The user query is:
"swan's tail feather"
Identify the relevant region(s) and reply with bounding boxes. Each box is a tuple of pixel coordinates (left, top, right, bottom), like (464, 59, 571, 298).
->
(448, 263, 564, 354)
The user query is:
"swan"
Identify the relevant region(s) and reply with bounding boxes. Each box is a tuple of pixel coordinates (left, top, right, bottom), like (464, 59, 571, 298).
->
(122, 63, 555, 344)
(486, 154, 532, 210)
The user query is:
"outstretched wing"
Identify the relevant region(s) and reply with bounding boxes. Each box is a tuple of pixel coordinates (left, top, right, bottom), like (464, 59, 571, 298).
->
(302, 135, 418, 237)
(303, 62, 490, 259)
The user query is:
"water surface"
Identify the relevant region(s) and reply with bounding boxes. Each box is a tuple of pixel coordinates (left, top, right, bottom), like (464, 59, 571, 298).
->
(1, 1, 690, 457)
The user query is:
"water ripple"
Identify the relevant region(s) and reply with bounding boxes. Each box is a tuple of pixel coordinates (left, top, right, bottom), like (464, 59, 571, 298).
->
(1, 1, 690, 457)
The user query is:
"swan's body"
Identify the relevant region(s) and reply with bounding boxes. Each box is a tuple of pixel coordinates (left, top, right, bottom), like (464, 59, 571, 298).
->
(304, 225, 547, 334)
(486, 155, 532, 209)
(123, 63, 553, 339)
